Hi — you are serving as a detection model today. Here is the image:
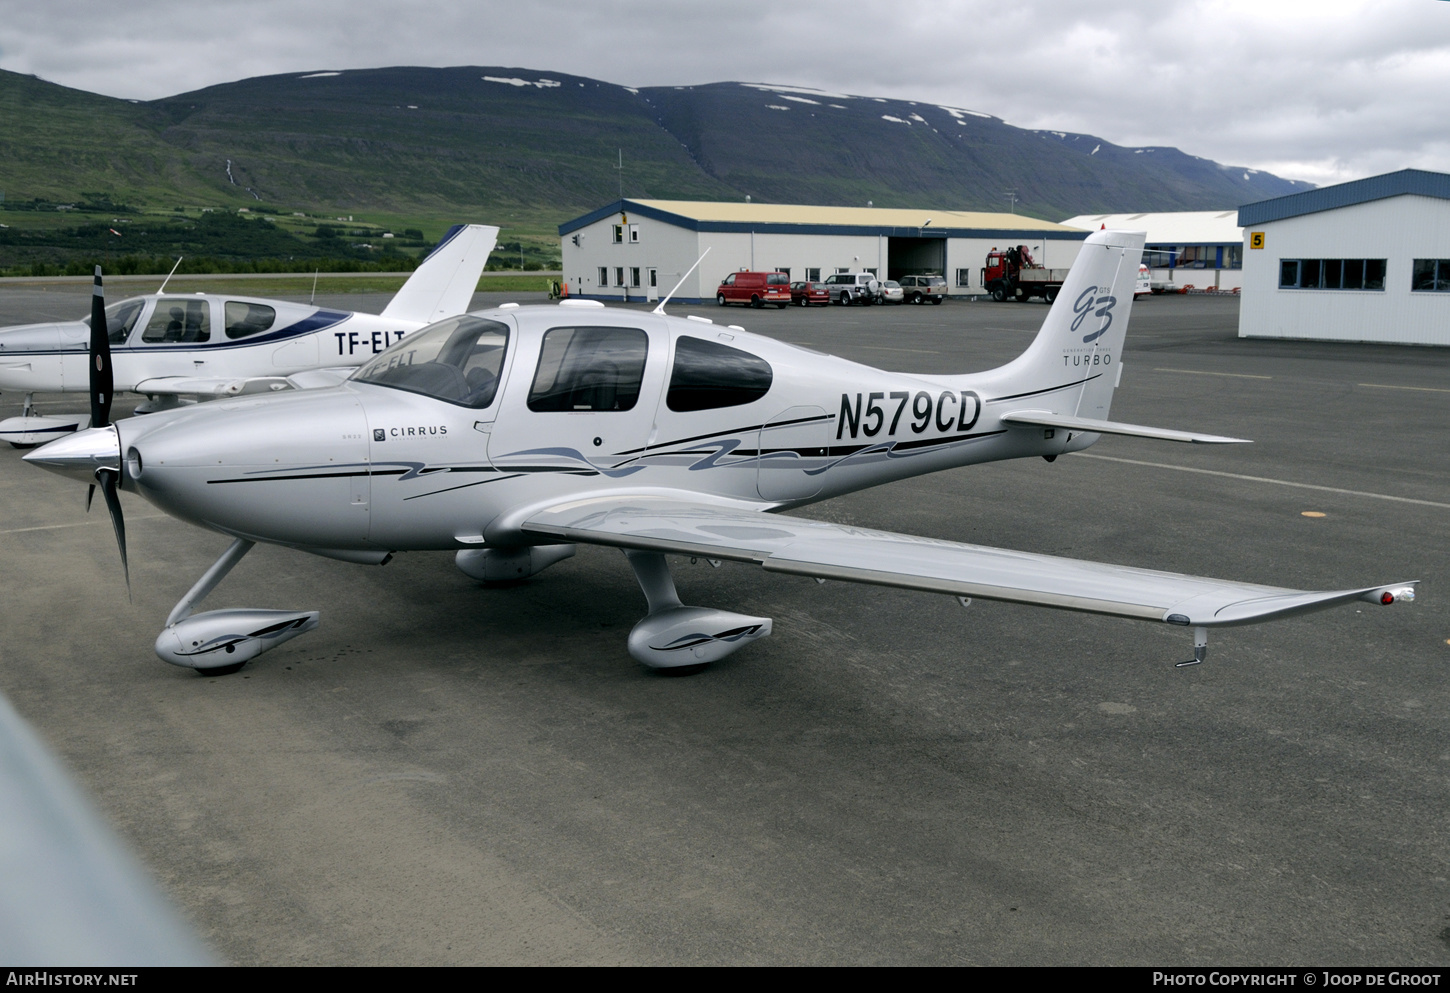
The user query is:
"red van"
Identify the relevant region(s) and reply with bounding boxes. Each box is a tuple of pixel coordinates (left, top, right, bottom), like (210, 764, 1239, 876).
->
(717, 271, 791, 308)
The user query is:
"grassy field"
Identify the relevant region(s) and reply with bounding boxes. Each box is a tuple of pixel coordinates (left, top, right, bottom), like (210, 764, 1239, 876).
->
(0, 206, 564, 275)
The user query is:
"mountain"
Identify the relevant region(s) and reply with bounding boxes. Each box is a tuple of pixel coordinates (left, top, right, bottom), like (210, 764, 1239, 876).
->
(0, 65, 1308, 225)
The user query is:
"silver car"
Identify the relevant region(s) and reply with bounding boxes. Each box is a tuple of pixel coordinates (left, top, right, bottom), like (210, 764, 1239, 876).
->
(879, 280, 904, 304)
(822, 272, 881, 305)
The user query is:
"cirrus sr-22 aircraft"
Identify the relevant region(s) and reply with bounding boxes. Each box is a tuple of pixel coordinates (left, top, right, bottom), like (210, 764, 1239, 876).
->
(25, 230, 1416, 676)
(0, 223, 498, 445)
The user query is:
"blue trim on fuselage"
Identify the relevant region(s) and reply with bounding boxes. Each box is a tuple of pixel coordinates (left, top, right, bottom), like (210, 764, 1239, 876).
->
(10, 310, 356, 357)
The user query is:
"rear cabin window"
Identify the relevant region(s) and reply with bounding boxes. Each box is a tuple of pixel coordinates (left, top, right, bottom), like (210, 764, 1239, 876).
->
(141, 298, 211, 343)
(353, 315, 509, 408)
(224, 302, 277, 339)
(666, 335, 773, 412)
(528, 326, 648, 412)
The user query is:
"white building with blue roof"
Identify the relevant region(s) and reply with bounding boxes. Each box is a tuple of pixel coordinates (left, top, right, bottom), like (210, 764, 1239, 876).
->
(1238, 169, 1450, 346)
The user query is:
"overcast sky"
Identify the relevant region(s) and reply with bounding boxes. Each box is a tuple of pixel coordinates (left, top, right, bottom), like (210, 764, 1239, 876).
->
(3, 0, 1448, 188)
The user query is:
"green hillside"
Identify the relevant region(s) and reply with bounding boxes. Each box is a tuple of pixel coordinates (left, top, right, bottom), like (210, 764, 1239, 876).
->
(0, 65, 1309, 272)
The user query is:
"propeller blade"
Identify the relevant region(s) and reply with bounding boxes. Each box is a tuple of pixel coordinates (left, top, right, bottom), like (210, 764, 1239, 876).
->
(86, 484, 95, 513)
(94, 467, 130, 601)
(88, 266, 113, 431)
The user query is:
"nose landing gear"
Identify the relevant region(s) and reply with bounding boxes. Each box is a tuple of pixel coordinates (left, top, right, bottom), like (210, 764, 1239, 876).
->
(154, 539, 319, 675)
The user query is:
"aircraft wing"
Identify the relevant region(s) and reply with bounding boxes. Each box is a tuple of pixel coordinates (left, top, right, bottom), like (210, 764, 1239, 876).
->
(520, 494, 1414, 628)
(379, 223, 500, 325)
(132, 375, 293, 397)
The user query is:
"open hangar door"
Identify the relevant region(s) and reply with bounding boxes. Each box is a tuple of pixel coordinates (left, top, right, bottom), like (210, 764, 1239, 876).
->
(887, 236, 947, 281)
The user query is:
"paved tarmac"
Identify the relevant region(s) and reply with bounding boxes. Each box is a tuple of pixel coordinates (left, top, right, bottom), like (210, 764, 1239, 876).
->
(0, 288, 1446, 965)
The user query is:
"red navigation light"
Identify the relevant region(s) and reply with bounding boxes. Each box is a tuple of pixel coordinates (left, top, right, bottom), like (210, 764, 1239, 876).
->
(1381, 591, 1395, 605)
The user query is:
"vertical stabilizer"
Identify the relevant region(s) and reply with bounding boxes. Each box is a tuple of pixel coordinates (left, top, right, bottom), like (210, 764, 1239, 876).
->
(379, 224, 500, 324)
(965, 229, 1145, 420)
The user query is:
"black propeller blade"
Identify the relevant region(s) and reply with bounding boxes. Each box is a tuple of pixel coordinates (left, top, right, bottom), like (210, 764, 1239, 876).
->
(94, 467, 129, 601)
(86, 266, 128, 597)
(89, 265, 113, 431)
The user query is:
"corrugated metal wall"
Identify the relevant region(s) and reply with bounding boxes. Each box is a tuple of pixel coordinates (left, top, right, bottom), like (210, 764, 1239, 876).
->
(1239, 195, 1450, 346)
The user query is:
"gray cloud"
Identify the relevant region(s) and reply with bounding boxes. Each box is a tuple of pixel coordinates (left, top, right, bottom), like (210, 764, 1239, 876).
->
(3, 0, 1448, 186)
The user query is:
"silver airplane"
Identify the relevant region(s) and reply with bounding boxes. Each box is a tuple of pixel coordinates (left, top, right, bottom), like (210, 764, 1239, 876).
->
(0, 224, 499, 445)
(24, 230, 1416, 676)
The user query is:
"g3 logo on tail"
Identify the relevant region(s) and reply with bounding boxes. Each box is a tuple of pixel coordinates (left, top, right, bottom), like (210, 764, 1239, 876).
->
(1071, 286, 1117, 343)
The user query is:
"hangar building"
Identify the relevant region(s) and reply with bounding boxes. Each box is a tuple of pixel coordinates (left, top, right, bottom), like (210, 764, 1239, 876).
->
(559, 200, 1088, 303)
(1237, 169, 1450, 346)
(1060, 211, 1246, 292)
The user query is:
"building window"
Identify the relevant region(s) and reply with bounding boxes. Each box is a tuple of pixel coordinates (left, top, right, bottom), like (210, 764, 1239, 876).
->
(865, 267, 877, 276)
(1412, 259, 1450, 291)
(775, 267, 790, 279)
(598, 267, 609, 287)
(956, 268, 972, 287)
(806, 268, 821, 282)
(615, 267, 625, 287)
(1279, 259, 1386, 290)
(612, 225, 624, 244)
(648, 268, 657, 288)
(835, 267, 850, 274)
(630, 267, 641, 287)
(629, 225, 639, 244)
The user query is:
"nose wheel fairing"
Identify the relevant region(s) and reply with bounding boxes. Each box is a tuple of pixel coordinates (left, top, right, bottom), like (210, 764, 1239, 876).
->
(155, 538, 319, 672)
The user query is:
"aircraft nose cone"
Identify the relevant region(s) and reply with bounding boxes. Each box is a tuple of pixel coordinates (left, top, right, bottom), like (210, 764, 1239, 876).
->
(23, 424, 120, 484)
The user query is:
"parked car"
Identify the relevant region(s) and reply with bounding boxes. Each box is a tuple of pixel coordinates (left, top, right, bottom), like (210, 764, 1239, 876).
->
(898, 274, 947, 304)
(790, 281, 830, 307)
(717, 271, 791, 308)
(822, 272, 881, 305)
(879, 280, 904, 304)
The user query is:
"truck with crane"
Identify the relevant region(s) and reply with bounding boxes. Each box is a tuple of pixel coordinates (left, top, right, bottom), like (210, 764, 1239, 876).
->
(981, 245, 1071, 302)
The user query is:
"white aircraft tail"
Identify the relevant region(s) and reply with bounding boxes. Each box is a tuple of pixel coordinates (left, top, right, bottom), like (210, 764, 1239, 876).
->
(969, 228, 1145, 421)
(380, 224, 500, 325)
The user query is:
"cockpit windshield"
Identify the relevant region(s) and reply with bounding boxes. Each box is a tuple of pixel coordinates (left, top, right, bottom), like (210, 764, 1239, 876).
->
(81, 299, 146, 344)
(352, 315, 509, 408)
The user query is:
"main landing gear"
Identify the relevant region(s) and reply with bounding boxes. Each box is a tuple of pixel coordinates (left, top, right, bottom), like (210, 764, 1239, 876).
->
(623, 550, 771, 673)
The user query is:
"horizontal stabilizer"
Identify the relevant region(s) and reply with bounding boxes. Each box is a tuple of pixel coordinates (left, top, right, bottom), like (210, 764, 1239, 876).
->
(379, 224, 499, 325)
(1001, 409, 1250, 444)
(519, 494, 1411, 629)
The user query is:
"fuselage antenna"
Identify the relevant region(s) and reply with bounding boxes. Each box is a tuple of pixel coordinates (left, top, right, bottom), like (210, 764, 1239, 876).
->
(157, 256, 184, 294)
(652, 248, 711, 316)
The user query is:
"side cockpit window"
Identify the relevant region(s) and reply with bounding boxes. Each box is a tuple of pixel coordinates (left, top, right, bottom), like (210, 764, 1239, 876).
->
(224, 302, 277, 339)
(83, 300, 145, 344)
(528, 327, 648, 412)
(353, 315, 509, 408)
(141, 297, 211, 343)
(666, 335, 772, 412)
